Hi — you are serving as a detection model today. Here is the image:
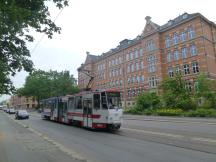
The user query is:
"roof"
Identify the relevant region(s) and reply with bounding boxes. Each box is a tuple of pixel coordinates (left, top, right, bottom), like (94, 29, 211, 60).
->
(79, 12, 216, 65)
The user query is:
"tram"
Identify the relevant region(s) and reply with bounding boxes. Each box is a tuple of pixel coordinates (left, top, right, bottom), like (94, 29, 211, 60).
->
(40, 89, 123, 130)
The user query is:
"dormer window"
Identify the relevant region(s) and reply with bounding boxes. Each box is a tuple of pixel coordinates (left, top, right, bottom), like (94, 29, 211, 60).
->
(182, 13, 188, 19)
(168, 20, 173, 26)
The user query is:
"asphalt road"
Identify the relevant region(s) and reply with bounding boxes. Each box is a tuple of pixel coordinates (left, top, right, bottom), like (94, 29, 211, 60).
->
(1, 111, 216, 162)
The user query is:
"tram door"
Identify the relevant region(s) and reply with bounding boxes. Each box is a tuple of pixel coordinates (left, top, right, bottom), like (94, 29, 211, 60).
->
(83, 98, 93, 128)
(57, 101, 63, 122)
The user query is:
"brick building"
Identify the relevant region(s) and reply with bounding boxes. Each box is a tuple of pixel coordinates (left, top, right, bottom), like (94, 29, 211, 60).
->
(78, 13, 216, 107)
(10, 95, 38, 109)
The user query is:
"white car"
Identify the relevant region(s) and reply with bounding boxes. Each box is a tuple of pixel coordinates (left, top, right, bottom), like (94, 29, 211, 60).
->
(9, 108, 16, 114)
(15, 110, 29, 120)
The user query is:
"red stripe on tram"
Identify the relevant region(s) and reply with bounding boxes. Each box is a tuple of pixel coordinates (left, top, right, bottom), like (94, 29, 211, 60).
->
(67, 112, 101, 119)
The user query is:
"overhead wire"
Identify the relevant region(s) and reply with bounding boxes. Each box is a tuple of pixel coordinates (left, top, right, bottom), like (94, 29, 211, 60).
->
(30, 5, 66, 54)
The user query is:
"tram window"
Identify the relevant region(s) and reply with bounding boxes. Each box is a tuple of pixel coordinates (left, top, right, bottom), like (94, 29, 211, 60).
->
(93, 94, 100, 110)
(76, 96, 82, 109)
(68, 97, 75, 110)
(101, 92, 108, 109)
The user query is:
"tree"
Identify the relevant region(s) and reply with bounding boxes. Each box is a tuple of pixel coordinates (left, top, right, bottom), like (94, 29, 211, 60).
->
(195, 74, 216, 108)
(0, 0, 69, 94)
(160, 74, 195, 110)
(136, 92, 160, 110)
(17, 69, 79, 105)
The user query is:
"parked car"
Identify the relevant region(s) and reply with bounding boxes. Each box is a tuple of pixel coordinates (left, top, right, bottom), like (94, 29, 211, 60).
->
(6, 109, 10, 113)
(9, 108, 16, 114)
(15, 110, 29, 120)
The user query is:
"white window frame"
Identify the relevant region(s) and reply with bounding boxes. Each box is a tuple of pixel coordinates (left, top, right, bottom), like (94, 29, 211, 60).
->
(192, 62, 199, 73)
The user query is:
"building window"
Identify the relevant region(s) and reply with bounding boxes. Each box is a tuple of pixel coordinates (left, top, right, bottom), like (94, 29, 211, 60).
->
(173, 33, 178, 45)
(127, 77, 131, 84)
(131, 64, 134, 72)
(139, 48, 143, 57)
(183, 64, 190, 75)
(185, 81, 193, 91)
(126, 53, 129, 61)
(174, 50, 179, 61)
(149, 76, 157, 88)
(119, 68, 122, 75)
(112, 59, 115, 66)
(135, 49, 139, 58)
(180, 31, 186, 42)
(168, 67, 174, 78)
(120, 80, 123, 86)
(115, 69, 119, 76)
(147, 55, 156, 73)
(167, 52, 172, 62)
(130, 51, 133, 60)
(119, 57, 122, 64)
(127, 65, 130, 73)
(140, 61, 144, 69)
(190, 44, 197, 56)
(182, 47, 188, 59)
(146, 40, 155, 51)
(188, 27, 195, 39)
(112, 70, 115, 77)
(141, 75, 144, 83)
(135, 62, 139, 71)
(132, 76, 136, 83)
(192, 61, 199, 73)
(165, 36, 171, 48)
(136, 76, 140, 83)
(175, 65, 181, 74)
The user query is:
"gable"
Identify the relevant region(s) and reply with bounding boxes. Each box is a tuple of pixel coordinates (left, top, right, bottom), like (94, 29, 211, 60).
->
(142, 16, 160, 36)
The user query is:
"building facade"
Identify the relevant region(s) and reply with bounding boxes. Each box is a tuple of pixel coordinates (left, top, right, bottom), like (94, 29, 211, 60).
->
(78, 13, 216, 107)
(9, 95, 38, 109)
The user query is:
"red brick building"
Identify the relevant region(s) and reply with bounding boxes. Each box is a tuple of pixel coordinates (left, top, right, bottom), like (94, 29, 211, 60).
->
(9, 95, 38, 109)
(78, 13, 216, 107)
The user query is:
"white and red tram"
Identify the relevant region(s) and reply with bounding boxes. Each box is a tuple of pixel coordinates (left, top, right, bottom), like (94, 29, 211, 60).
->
(40, 89, 123, 130)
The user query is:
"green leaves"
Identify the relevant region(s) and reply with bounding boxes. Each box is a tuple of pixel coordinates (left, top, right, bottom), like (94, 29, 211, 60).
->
(136, 92, 160, 110)
(17, 69, 79, 103)
(160, 75, 195, 110)
(0, 0, 69, 94)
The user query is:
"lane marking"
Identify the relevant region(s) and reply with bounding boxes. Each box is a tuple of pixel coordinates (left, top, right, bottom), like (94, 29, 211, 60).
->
(192, 137, 216, 143)
(122, 127, 184, 138)
(124, 118, 216, 125)
(122, 127, 216, 145)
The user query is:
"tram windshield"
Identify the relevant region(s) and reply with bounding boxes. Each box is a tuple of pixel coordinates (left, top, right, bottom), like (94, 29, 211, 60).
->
(107, 92, 121, 109)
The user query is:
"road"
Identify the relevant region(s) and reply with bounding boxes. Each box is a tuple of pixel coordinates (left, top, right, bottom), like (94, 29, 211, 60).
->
(1, 111, 216, 162)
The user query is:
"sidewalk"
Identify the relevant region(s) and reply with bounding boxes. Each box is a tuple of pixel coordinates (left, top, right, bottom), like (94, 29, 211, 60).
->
(0, 112, 84, 162)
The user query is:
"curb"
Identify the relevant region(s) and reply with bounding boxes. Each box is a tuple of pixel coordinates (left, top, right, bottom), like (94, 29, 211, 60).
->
(5, 113, 88, 162)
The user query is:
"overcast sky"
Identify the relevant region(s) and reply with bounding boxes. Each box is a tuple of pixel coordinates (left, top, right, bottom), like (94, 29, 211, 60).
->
(1, 0, 216, 102)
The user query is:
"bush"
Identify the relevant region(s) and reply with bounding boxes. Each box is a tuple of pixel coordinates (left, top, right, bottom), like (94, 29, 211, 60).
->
(124, 107, 142, 115)
(136, 92, 160, 111)
(155, 108, 183, 116)
(184, 108, 216, 117)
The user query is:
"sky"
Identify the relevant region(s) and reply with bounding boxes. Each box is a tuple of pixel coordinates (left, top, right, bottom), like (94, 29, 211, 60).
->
(1, 0, 216, 102)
